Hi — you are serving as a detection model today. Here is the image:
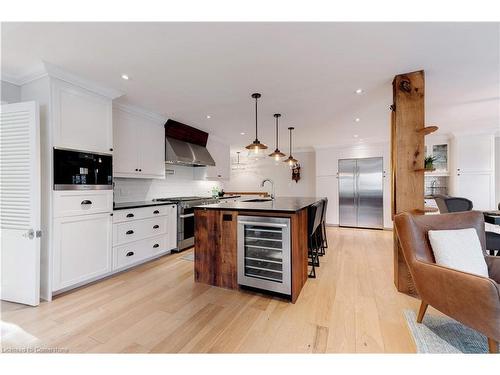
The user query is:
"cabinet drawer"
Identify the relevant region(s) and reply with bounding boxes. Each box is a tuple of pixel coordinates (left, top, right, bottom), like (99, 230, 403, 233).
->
(54, 191, 113, 217)
(113, 216, 168, 245)
(113, 204, 175, 223)
(112, 235, 168, 270)
(112, 239, 153, 270)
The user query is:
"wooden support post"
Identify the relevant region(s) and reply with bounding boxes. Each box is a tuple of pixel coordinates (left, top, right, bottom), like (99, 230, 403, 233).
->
(391, 70, 425, 295)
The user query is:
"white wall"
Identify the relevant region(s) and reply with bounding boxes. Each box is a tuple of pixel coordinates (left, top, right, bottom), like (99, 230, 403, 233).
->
(495, 136, 500, 207)
(315, 141, 392, 228)
(114, 165, 222, 203)
(1, 80, 21, 103)
(224, 150, 316, 197)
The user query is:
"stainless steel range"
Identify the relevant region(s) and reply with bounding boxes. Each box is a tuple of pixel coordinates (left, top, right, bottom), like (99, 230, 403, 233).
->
(153, 196, 217, 251)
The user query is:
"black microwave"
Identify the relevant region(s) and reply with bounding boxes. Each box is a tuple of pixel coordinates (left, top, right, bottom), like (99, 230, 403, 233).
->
(53, 148, 112, 190)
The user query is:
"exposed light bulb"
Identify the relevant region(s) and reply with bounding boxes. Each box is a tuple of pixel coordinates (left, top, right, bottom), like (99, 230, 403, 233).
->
(355, 88, 364, 94)
(206, 115, 211, 119)
(254, 145, 259, 153)
(355, 118, 360, 122)
(274, 154, 280, 161)
(121, 74, 129, 80)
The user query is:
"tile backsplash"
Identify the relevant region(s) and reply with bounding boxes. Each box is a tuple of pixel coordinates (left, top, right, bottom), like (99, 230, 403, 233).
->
(113, 165, 222, 203)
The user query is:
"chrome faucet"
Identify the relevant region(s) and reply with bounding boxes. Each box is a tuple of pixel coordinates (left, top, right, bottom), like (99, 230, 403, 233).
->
(261, 179, 275, 200)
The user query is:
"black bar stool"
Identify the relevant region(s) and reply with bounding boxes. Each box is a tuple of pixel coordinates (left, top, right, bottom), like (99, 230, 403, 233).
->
(308, 200, 324, 278)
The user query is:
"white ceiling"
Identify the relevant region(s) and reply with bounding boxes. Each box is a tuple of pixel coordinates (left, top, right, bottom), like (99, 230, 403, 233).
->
(1, 22, 499, 149)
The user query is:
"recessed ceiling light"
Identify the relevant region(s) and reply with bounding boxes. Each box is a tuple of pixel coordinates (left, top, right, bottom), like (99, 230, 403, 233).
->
(353, 134, 359, 138)
(355, 88, 364, 94)
(355, 118, 360, 122)
(206, 115, 211, 119)
(240, 132, 246, 135)
(121, 74, 129, 80)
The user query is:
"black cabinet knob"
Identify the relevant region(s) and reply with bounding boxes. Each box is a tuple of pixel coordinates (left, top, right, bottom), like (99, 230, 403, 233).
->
(126, 230, 134, 235)
(153, 225, 159, 229)
(81, 200, 92, 205)
(109, 148, 113, 151)
(135, 168, 138, 171)
(126, 251, 134, 257)
(153, 210, 160, 214)
(139, 169, 142, 172)
(153, 244, 159, 248)
(126, 213, 134, 218)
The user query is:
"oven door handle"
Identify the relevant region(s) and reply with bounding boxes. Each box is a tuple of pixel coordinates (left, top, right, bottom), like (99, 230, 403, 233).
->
(179, 213, 195, 219)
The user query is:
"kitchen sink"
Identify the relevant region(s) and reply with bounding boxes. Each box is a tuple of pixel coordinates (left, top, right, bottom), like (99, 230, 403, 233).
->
(243, 198, 273, 203)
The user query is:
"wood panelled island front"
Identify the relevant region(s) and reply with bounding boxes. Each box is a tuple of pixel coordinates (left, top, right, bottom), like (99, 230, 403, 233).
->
(194, 197, 322, 303)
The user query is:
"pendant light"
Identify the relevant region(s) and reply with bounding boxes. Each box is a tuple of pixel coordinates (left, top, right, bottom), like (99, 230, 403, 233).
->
(268, 113, 286, 161)
(231, 151, 246, 170)
(245, 93, 267, 154)
(284, 126, 299, 167)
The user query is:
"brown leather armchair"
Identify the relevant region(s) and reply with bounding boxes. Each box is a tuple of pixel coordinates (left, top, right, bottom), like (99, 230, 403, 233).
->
(394, 211, 500, 353)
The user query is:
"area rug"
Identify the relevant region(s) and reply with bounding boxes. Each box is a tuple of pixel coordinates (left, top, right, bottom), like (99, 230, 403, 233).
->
(404, 309, 489, 353)
(180, 253, 194, 261)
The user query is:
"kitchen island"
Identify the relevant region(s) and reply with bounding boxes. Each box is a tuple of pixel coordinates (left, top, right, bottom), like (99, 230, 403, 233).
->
(194, 197, 323, 303)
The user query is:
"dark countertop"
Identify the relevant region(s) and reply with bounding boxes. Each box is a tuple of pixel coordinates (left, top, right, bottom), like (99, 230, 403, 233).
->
(194, 197, 323, 213)
(113, 200, 176, 210)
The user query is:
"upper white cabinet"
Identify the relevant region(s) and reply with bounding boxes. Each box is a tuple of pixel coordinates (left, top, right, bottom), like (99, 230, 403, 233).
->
(51, 79, 113, 154)
(113, 105, 165, 179)
(195, 137, 230, 180)
(450, 134, 495, 210)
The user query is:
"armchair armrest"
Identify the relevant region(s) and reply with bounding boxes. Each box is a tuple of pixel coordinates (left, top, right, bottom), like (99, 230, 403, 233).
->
(412, 260, 500, 339)
(485, 255, 500, 284)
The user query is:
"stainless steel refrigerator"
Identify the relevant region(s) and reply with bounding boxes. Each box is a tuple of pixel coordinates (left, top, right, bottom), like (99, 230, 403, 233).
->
(338, 157, 383, 229)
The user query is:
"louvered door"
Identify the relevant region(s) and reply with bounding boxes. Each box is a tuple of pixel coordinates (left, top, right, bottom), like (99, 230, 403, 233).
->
(0, 101, 41, 306)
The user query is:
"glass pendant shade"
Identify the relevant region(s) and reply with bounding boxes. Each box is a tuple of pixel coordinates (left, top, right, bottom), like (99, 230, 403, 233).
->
(283, 126, 298, 167)
(231, 151, 246, 170)
(268, 113, 286, 160)
(245, 93, 267, 153)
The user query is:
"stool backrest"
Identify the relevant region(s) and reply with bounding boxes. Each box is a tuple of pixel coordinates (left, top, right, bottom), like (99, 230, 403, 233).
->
(320, 197, 328, 224)
(308, 201, 323, 236)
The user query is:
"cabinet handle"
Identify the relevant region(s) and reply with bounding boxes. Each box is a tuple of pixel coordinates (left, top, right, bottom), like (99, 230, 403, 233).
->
(126, 251, 134, 257)
(126, 230, 134, 235)
(135, 168, 138, 171)
(153, 244, 159, 248)
(126, 213, 135, 218)
(139, 169, 142, 172)
(153, 210, 160, 214)
(153, 225, 160, 229)
(81, 200, 92, 205)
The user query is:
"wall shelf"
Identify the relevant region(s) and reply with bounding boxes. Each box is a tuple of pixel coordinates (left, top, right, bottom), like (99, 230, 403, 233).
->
(414, 168, 436, 172)
(417, 126, 439, 136)
(414, 207, 439, 214)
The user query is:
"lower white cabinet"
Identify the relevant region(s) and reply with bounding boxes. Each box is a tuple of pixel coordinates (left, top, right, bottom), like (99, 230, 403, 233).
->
(112, 204, 177, 272)
(52, 212, 112, 291)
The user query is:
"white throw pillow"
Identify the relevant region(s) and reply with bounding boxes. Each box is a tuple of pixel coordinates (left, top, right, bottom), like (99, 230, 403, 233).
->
(428, 228, 489, 277)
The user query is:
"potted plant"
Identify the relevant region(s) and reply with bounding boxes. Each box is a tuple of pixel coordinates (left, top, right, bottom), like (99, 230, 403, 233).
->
(424, 155, 437, 170)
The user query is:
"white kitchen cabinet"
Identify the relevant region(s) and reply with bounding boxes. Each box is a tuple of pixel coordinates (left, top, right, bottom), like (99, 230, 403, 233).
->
(52, 212, 112, 291)
(113, 105, 165, 179)
(450, 134, 495, 210)
(195, 137, 230, 180)
(51, 79, 113, 154)
(112, 204, 177, 271)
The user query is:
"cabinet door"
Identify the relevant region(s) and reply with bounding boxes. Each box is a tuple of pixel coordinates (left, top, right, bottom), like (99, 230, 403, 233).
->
(137, 120, 165, 178)
(52, 213, 112, 291)
(203, 138, 230, 180)
(455, 135, 494, 173)
(455, 173, 495, 211)
(113, 107, 140, 177)
(52, 79, 113, 154)
(167, 204, 178, 250)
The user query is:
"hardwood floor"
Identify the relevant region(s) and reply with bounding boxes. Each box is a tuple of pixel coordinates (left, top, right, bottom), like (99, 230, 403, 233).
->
(1, 227, 419, 353)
